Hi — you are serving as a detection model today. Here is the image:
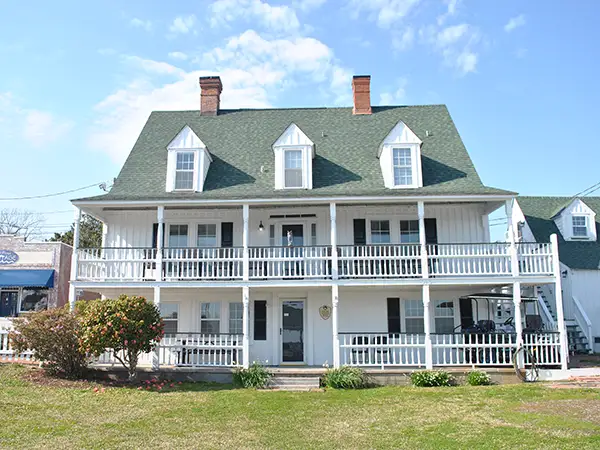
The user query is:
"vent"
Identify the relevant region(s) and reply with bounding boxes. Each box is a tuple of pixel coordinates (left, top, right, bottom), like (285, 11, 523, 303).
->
(269, 214, 317, 219)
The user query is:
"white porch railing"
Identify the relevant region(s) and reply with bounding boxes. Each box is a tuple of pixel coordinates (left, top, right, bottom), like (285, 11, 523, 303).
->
(0, 329, 34, 362)
(522, 332, 562, 365)
(339, 333, 426, 368)
(427, 243, 511, 276)
(163, 247, 244, 280)
(431, 333, 517, 366)
(517, 243, 554, 275)
(78, 247, 157, 281)
(338, 245, 422, 278)
(249, 246, 331, 279)
(572, 296, 593, 354)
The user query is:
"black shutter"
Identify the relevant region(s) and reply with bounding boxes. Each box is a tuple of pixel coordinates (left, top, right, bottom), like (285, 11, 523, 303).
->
(424, 218, 438, 244)
(254, 301, 267, 341)
(459, 297, 474, 330)
(353, 219, 366, 245)
(221, 222, 234, 247)
(387, 298, 401, 333)
(152, 223, 165, 248)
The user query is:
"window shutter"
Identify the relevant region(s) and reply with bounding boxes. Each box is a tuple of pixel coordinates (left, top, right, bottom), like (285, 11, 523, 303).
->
(152, 223, 165, 248)
(221, 222, 234, 248)
(459, 297, 474, 330)
(166, 151, 176, 192)
(254, 300, 267, 341)
(387, 298, 401, 333)
(424, 218, 438, 244)
(353, 219, 366, 245)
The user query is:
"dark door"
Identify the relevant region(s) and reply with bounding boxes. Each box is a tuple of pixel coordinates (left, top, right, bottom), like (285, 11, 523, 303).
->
(282, 300, 304, 362)
(0, 291, 19, 317)
(281, 224, 304, 247)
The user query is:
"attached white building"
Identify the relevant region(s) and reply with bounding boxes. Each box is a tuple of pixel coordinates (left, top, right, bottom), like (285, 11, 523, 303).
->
(68, 75, 568, 371)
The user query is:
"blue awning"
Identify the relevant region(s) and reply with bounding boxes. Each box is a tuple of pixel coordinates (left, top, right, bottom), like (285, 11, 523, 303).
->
(0, 269, 54, 288)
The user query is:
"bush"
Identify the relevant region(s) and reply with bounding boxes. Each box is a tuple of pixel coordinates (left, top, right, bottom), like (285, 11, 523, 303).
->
(78, 295, 164, 381)
(321, 366, 369, 389)
(10, 307, 89, 379)
(466, 370, 492, 386)
(233, 361, 271, 388)
(410, 370, 453, 387)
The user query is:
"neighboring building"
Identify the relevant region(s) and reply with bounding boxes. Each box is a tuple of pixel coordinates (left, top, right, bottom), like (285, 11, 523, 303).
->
(512, 196, 600, 354)
(69, 75, 567, 371)
(0, 235, 71, 327)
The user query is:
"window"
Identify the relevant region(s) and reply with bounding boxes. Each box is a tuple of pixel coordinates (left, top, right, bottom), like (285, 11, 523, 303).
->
(387, 298, 401, 333)
(254, 300, 267, 340)
(168, 224, 188, 247)
(20, 289, 49, 313)
(200, 303, 220, 334)
(229, 302, 243, 335)
(405, 299, 424, 334)
(400, 220, 420, 243)
(434, 301, 455, 334)
(197, 224, 217, 247)
(284, 149, 303, 188)
(269, 224, 276, 247)
(310, 223, 317, 246)
(392, 147, 412, 186)
(370, 220, 391, 244)
(572, 215, 588, 237)
(160, 303, 179, 336)
(174, 151, 195, 190)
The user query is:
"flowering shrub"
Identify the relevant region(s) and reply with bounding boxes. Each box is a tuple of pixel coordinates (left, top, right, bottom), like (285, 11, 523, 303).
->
(78, 295, 164, 381)
(233, 361, 271, 388)
(410, 370, 453, 387)
(10, 307, 89, 378)
(321, 366, 370, 389)
(466, 370, 492, 386)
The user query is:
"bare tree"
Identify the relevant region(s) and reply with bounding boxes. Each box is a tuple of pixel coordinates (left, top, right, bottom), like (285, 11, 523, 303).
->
(0, 209, 46, 240)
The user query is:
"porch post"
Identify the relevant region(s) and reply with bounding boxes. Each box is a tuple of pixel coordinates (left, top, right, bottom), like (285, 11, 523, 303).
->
(152, 286, 161, 370)
(156, 206, 164, 282)
(242, 286, 250, 368)
(242, 204, 250, 281)
(68, 206, 82, 311)
(506, 200, 519, 277)
(330, 202, 338, 280)
(513, 281, 523, 368)
(422, 284, 433, 369)
(551, 233, 569, 370)
(332, 284, 340, 368)
(417, 201, 429, 279)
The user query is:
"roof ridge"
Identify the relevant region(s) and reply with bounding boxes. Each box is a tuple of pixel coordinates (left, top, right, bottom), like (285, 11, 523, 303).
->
(150, 104, 448, 114)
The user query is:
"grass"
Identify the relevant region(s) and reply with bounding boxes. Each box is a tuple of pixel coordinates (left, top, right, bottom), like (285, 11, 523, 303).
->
(1, 364, 599, 449)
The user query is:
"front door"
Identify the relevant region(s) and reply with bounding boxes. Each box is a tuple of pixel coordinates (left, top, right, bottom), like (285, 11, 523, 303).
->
(281, 300, 305, 363)
(0, 291, 19, 317)
(281, 224, 304, 247)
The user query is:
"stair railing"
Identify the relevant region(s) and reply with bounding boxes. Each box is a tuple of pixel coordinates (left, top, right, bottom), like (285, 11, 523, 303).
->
(537, 293, 556, 330)
(572, 295, 593, 354)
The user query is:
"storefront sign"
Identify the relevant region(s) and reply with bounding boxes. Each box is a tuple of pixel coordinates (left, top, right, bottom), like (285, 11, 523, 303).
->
(0, 250, 19, 265)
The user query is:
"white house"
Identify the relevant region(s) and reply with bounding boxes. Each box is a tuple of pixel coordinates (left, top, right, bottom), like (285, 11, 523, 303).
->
(512, 196, 600, 354)
(67, 75, 567, 371)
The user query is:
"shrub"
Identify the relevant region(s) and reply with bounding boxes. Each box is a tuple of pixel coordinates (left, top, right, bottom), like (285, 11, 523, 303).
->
(410, 370, 453, 387)
(233, 361, 271, 388)
(78, 295, 164, 381)
(322, 366, 369, 389)
(466, 370, 492, 386)
(10, 307, 89, 379)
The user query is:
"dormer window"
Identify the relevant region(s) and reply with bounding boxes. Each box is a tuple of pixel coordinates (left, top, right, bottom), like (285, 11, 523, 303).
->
(166, 126, 212, 193)
(572, 215, 588, 237)
(175, 152, 195, 190)
(273, 124, 314, 190)
(552, 198, 597, 242)
(392, 148, 413, 186)
(379, 121, 422, 189)
(284, 149, 303, 188)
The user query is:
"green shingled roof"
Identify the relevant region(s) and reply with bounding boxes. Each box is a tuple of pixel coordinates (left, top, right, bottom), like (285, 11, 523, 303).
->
(517, 196, 600, 270)
(76, 105, 513, 202)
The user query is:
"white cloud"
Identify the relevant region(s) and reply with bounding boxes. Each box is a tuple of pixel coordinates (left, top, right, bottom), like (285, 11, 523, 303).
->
(293, 0, 327, 11)
(515, 47, 528, 59)
(392, 27, 414, 51)
(168, 51, 189, 61)
(436, 24, 470, 47)
(23, 110, 73, 147)
(347, 0, 421, 29)
(420, 23, 480, 75)
(210, 0, 300, 32)
(130, 17, 152, 31)
(379, 77, 408, 105)
(504, 14, 525, 32)
(121, 55, 185, 76)
(437, 0, 460, 25)
(169, 14, 197, 35)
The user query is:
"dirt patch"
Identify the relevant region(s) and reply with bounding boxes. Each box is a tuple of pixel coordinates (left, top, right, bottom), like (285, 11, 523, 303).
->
(18, 366, 102, 389)
(518, 399, 600, 425)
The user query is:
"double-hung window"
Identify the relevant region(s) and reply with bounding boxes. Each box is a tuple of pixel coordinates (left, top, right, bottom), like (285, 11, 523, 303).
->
(405, 299, 424, 334)
(284, 149, 303, 188)
(229, 302, 243, 335)
(160, 303, 179, 336)
(572, 215, 588, 237)
(197, 224, 217, 247)
(175, 151, 195, 190)
(370, 220, 391, 244)
(168, 224, 188, 248)
(392, 148, 413, 186)
(434, 301, 455, 334)
(400, 220, 420, 243)
(200, 303, 220, 334)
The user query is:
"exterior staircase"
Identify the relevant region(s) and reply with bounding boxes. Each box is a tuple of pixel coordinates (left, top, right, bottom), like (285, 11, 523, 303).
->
(267, 374, 321, 391)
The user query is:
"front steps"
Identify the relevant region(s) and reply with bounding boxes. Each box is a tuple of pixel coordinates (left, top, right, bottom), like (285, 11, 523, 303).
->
(267, 374, 321, 391)
(567, 324, 591, 354)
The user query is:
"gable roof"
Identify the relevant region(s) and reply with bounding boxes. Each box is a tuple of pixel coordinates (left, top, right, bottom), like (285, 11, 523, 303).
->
(517, 196, 600, 270)
(76, 105, 513, 202)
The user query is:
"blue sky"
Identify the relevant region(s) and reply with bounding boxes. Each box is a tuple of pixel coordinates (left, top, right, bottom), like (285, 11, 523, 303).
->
(1, 0, 599, 240)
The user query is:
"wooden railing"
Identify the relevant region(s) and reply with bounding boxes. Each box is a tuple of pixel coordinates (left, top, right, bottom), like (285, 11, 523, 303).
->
(76, 241, 556, 282)
(339, 333, 426, 368)
(431, 333, 517, 366)
(0, 329, 34, 362)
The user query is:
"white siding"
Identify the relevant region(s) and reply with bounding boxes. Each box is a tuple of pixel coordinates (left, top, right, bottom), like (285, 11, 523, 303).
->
(569, 269, 600, 340)
(512, 200, 536, 242)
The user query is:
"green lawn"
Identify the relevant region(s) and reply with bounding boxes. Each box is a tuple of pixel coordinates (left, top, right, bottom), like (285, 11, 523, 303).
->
(1, 365, 599, 449)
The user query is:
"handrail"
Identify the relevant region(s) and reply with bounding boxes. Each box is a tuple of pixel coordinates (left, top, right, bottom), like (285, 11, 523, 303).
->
(536, 293, 556, 329)
(572, 295, 593, 353)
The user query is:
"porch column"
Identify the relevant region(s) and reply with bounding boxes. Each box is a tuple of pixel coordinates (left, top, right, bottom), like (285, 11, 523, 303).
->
(242, 204, 250, 281)
(330, 202, 338, 280)
(152, 286, 161, 370)
(242, 286, 250, 368)
(417, 201, 429, 279)
(513, 281, 523, 368)
(68, 206, 82, 311)
(505, 200, 519, 277)
(156, 206, 164, 282)
(422, 284, 433, 369)
(332, 284, 340, 368)
(551, 233, 569, 370)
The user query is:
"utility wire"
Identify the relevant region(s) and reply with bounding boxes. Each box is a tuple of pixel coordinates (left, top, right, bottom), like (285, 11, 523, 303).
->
(0, 182, 104, 201)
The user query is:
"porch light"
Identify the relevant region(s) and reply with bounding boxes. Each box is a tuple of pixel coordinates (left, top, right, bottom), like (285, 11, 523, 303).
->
(258, 220, 264, 232)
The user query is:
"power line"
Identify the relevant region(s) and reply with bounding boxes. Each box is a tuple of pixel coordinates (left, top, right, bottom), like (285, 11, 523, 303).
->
(0, 182, 104, 201)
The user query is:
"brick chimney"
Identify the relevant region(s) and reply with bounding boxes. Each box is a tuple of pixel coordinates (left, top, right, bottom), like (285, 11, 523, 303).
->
(352, 75, 372, 115)
(199, 76, 223, 116)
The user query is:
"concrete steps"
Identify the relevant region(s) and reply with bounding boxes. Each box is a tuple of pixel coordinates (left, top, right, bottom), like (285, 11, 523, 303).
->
(267, 375, 321, 391)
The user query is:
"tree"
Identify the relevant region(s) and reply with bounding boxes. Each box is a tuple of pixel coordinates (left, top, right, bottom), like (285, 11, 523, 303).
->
(48, 214, 102, 248)
(78, 295, 164, 381)
(0, 208, 45, 240)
